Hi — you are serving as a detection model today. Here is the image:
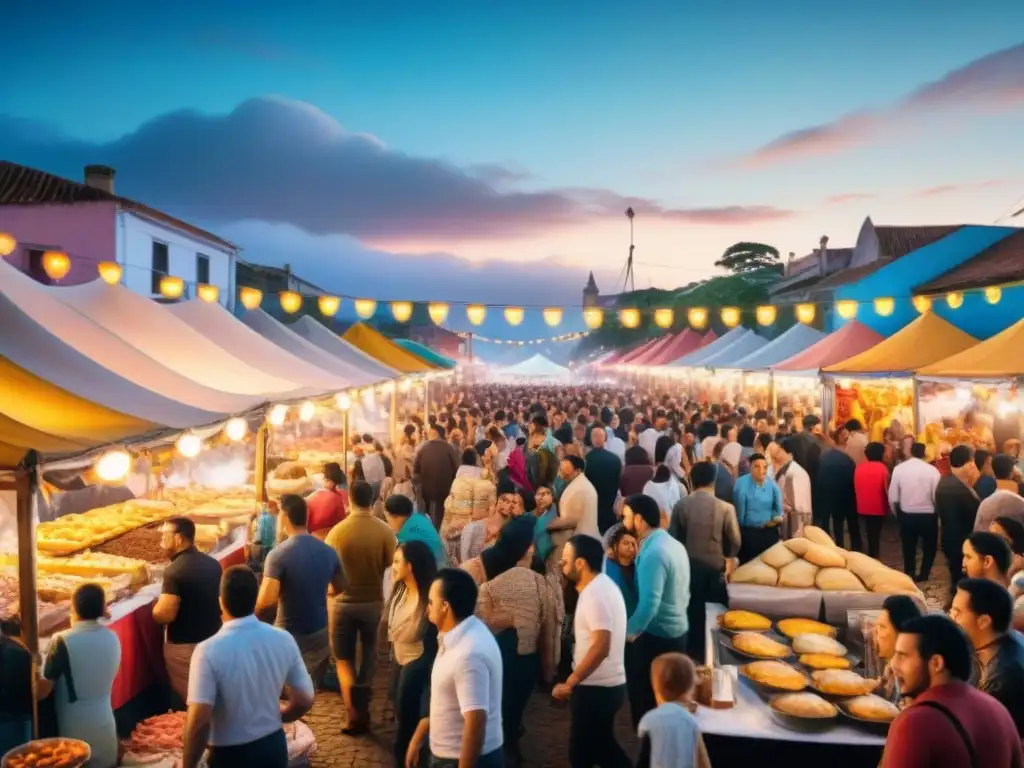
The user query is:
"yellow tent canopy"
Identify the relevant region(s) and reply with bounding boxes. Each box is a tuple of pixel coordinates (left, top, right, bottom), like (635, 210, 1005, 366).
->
(341, 323, 439, 375)
(0, 355, 158, 467)
(917, 318, 1024, 379)
(823, 312, 978, 374)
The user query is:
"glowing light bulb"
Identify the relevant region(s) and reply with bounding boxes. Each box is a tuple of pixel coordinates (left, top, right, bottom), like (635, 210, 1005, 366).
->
(755, 305, 777, 326)
(176, 433, 202, 459)
(688, 308, 708, 329)
(318, 295, 340, 316)
(653, 308, 673, 329)
(795, 304, 816, 324)
(0, 233, 15, 257)
(268, 404, 288, 426)
(504, 306, 525, 326)
(240, 287, 263, 310)
(299, 401, 316, 422)
(95, 449, 131, 482)
(224, 417, 248, 442)
(543, 308, 563, 327)
(42, 251, 71, 281)
(428, 303, 449, 324)
(354, 299, 377, 319)
(197, 284, 219, 303)
(98, 261, 123, 285)
(159, 275, 185, 299)
(335, 392, 352, 411)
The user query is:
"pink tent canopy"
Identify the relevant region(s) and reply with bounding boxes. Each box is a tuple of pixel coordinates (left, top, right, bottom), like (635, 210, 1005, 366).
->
(628, 332, 680, 365)
(771, 320, 884, 372)
(644, 328, 708, 365)
(698, 330, 718, 348)
(602, 340, 649, 365)
(618, 336, 666, 364)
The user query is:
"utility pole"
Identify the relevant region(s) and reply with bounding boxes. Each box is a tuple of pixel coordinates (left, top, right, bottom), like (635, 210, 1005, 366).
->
(623, 207, 636, 293)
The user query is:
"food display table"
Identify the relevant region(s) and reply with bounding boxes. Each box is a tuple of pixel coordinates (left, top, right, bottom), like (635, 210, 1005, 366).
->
(727, 584, 926, 626)
(699, 604, 885, 767)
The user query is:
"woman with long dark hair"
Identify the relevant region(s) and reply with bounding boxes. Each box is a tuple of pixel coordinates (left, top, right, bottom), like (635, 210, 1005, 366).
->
(643, 435, 685, 527)
(387, 540, 438, 767)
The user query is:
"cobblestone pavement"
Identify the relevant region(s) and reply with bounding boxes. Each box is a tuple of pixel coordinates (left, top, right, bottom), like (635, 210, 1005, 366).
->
(307, 517, 947, 767)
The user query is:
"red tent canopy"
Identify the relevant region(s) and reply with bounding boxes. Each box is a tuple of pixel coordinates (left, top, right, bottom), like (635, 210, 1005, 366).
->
(644, 328, 708, 365)
(602, 339, 650, 365)
(618, 336, 666, 364)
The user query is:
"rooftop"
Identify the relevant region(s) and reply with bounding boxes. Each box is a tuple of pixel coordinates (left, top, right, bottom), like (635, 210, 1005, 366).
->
(914, 229, 1024, 295)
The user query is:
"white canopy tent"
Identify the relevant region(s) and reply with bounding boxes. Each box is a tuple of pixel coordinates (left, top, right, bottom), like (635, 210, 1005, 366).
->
(727, 323, 827, 371)
(290, 316, 397, 382)
(238, 309, 388, 386)
(669, 327, 750, 368)
(492, 354, 572, 383)
(0, 261, 259, 421)
(700, 332, 768, 368)
(41, 279, 311, 398)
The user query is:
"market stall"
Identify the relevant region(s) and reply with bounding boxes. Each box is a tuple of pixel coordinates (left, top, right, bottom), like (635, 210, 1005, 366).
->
(631, 328, 706, 366)
(289, 315, 399, 382)
(341, 322, 439, 375)
(721, 323, 827, 413)
(669, 329, 766, 403)
(822, 313, 978, 438)
(491, 354, 572, 384)
(771, 321, 884, 422)
(394, 338, 456, 370)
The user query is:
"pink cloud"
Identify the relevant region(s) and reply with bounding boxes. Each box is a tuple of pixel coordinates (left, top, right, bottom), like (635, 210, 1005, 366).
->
(736, 43, 1024, 169)
(824, 192, 877, 205)
(915, 178, 1013, 197)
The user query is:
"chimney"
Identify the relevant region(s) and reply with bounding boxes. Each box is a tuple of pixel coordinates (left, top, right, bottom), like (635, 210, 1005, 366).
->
(818, 235, 829, 276)
(84, 165, 115, 194)
(785, 251, 795, 277)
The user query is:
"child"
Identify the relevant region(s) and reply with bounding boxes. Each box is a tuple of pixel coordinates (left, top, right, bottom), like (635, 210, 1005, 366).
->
(636, 653, 711, 768)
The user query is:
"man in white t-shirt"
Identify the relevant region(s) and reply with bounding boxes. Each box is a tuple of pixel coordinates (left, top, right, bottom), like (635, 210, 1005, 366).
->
(553, 535, 632, 768)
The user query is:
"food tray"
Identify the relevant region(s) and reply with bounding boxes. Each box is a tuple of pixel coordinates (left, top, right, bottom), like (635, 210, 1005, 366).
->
(768, 696, 839, 733)
(738, 663, 809, 699)
(3, 738, 90, 768)
(836, 700, 895, 735)
(720, 634, 794, 662)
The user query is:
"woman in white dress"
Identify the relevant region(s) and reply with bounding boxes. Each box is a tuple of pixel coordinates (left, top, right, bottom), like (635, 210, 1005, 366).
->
(40, 583, 121, 768)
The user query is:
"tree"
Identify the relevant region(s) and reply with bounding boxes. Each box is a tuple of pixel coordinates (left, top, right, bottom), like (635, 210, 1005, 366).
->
(715, 242, 782, 274)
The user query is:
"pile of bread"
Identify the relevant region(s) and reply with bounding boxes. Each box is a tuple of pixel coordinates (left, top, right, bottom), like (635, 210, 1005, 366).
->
(36, 499, 178, 555)
(730, 526, 921, 596)
(266, 462, 314, 497)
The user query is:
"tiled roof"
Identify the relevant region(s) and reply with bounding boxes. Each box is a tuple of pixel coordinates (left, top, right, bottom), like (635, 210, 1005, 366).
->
(914, 229, 1024, 294)
(0, 161, 237, 251)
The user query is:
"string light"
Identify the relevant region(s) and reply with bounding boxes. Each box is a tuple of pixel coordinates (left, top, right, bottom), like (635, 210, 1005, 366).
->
(391, 301, 414, 323)
(619, 308, 641, 329)
(159, 275, 185, 299)
(946, 291, 964, 309)
(985, 286, 1002, 305)
(354, 299, 377, 319)
(94, 449, 131, 482)
(175, 433, 202, 459)
(543, 307, 563, 327)
(583, 307, 604, 330)
(688, 308, 708, 329)
(653, 308, 673, 329)
(466, 304, 487, 326)
(795, 304, 816, 324)
(299, 401, 316, 422)
(224, 417, 248, 441)
(197, 284, 219, 303)
(873, 297, 895, 317)
(428, 302, 449, 324)
(335, 392, 352, 411)
(912, 295, 932, 314)
(279, 291, 302, 313)
(268, 404, 288, 426)
(42, 251, 71, 281)
(835, 300, 858, 320)
(755, 305, 776, 326)
(318, 295, 340, 316)
(239, 287, 263, 310)
(98, 262, 123, 285)
(720, 307, 741, 328)
(0, 233, 15, 257)
(503, 306, 525, 326)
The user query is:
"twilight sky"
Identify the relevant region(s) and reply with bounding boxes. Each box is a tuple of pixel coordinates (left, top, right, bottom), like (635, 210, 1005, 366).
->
(1, 1, 1023, 307)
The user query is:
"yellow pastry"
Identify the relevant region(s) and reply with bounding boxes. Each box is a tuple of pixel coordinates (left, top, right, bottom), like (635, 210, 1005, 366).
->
(777, 618, 836, 639)
(799, 654, 852, 670)
(733, 632, 791, 659)
(771, 692, 837, 719)
(742, 661, 808, 691)
(720, 610, 771, 632)
(792, 634, 848, 656)
(811, 669, 878, 696)
(845, 694, 899, 722)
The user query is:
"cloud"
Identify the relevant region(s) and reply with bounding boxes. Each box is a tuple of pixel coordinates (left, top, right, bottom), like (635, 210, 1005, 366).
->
(824, 192, 877, 205)
(914, 178, 1013, 198)
(0, 97, 794, 245)
(736, 43, 1024, 168)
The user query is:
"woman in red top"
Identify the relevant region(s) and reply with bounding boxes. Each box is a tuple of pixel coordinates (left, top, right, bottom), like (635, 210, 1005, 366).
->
(855, 441, 890, 558)
(306, 462, 349, 539)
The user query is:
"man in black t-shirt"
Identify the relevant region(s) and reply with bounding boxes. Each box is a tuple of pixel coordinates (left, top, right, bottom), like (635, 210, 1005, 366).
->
(0, 620, 33, 754)
(152, 517, 223, 703)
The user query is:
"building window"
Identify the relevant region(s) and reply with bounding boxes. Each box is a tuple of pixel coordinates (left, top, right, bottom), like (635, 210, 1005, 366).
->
(151, 241, 169, 294)
(196, 254, 210, 285)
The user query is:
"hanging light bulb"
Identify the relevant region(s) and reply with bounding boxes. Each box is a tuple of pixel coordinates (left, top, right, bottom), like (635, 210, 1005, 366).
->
(466, 304, 487, 326)
(391, 301, 414, 323)
(985, 286, 1002, 305)
(653, 308, 673, 329)
(946, 291, 964, 309)
(318, 295, 340, 316)
(176, 433, 202, 459)
(912, 295, 932, 314)
(428, 302, 449, 324)
(873, 297, 895, 317)
(197, 284, 219, 303)
(795, 303, 816, 324)
(582, 307, 604, 330)
(755, 305, 777, 326)
(688, 307, 708, 329)
(299, 401, 316, 422)
(503, 306, 525, 326)
(268, 404, 288, 426)
(542, 307, 563, 327)
(239, 286, 263, 310)
(97, 261, 123, 285)
(619, 308, 641, 329)
(42, 251, 71, 281)
(720, 307, 741, 328)
(94, 449, 131, 482)
(279, 290, 302, 314)
(335, 392, 352, 411)
(399, 377, 412, 393)
(835, 300, 858, 320)
(224, 417, 248, 442)
(159, 275, 185, 299)
(354, 299, 377, 319)
(0, 233, 15, 257)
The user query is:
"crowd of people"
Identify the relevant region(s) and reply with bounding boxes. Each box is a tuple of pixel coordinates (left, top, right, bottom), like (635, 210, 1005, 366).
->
(6, 384, 1024, 767)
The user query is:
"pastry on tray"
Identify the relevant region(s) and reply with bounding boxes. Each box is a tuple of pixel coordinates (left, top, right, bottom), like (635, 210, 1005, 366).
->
(799, 653, 852, 670)
(742, 661, 808, 691)
(844, 694, 900, 723)
(771, 692, 837, 719)
(719, 610, 771, 632)
(732, 631, 791, 659)
(792, 634, 848, 656)
(811, 669, 878, 696)
(777, 618, 836, 639)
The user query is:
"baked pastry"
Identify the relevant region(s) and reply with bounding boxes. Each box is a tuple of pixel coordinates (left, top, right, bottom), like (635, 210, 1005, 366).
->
(772, 692, 837, 719)
(762, 541, 798, 569)
(812, 669, 878, 696)
(845, 694, 899, 722)
(720, 610, 771, 632)
(778, 559, 819, 588)
(729, 557, 778, 586)
(816, 567, 868, 592)
(733, 632, 791, 659)
(777, 618, 835, 639)
(802, 526, 837, 548)
(743, 661, 808, 691)
(799, 654, 852, 670)
(792, 634, 848, 656)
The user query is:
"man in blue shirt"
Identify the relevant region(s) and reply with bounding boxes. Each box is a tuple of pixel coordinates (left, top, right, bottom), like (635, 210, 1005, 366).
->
(734, 453, 784, 564)
(622, 493, 690, 730)
(384, 494, 448, 568)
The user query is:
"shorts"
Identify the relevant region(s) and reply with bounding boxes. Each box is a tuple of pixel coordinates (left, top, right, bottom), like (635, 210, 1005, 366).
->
(330, 600, 383, 662)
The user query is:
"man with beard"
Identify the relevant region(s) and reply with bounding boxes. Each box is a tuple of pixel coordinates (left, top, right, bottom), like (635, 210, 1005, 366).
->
(553, 534, 631, 768)
(882, 614, 1022, 767)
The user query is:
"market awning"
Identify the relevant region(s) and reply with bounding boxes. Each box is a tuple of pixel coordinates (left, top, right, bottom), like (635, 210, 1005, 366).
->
(341, 323, 438, 374)
(727, 324, 827, 371)
(701, 332, 768, 368)
(823, 313, 978, 375)
(289, 316, 398, 382)
(633, 329, 707, 366)
(601, 339, 650, 366)
(772, 320, 884, 373)
(394, 338, 456, 369)
(617, 337, 665, 365)
(670, 328, 749, 367)
(917, 318, 1024, 379)
(495, 354, 571, 381)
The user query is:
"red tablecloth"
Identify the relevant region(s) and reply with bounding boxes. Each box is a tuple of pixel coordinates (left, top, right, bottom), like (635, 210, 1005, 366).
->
(109, 540, 246, 709)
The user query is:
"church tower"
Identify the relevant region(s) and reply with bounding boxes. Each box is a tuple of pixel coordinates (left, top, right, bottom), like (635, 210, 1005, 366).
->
(583, 271, 599, 308)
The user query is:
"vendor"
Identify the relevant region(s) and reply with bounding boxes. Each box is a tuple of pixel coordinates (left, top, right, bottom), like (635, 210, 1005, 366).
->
(152, 518, 224, 704)
(874, 594, 923, 706)
(733, 454, 783, 563)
